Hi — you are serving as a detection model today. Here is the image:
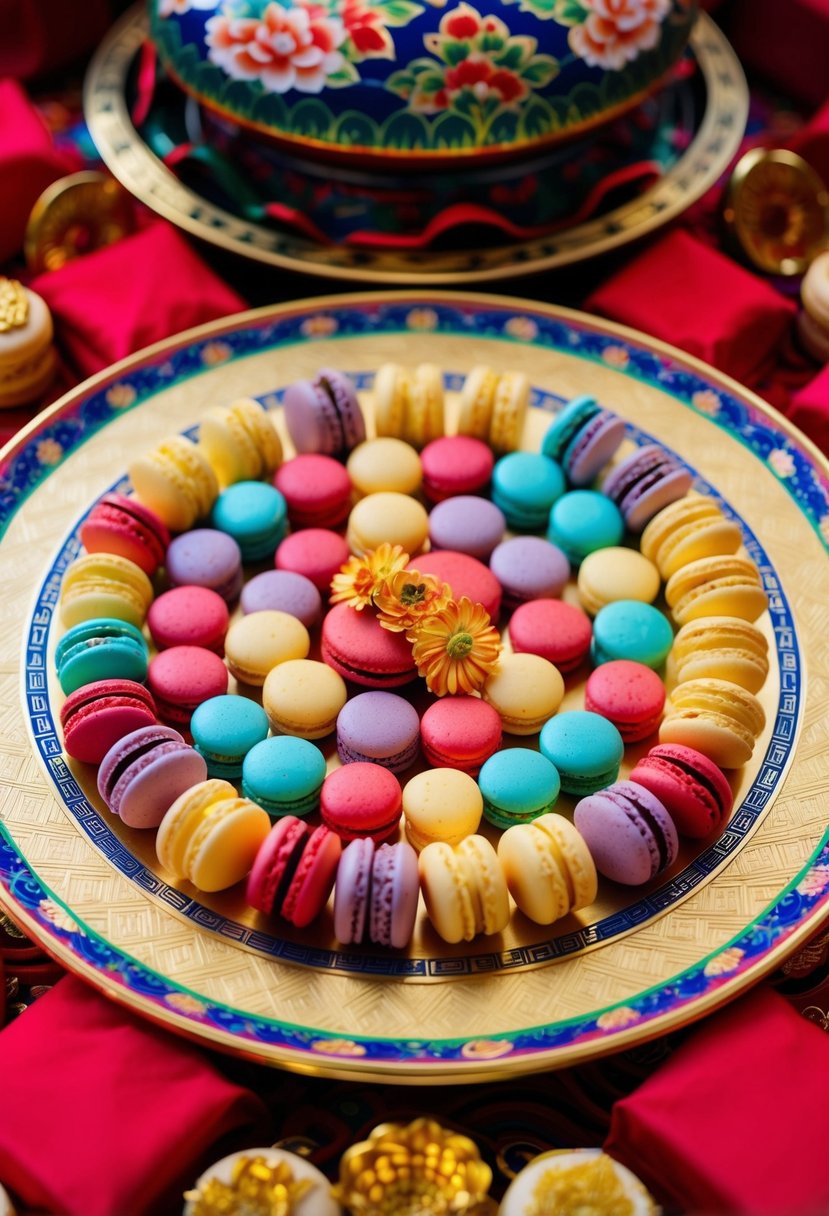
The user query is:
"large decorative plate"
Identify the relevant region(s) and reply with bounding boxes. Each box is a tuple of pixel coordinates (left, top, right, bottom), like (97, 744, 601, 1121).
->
(1, 292, 828, 1083)
(83, 8, 747, 284)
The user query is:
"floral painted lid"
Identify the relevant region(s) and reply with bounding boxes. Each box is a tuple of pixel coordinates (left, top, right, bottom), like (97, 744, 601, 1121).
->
(149, 0, 698, 164)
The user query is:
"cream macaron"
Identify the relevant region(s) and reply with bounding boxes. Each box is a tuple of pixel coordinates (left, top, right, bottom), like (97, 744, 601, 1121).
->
(482, 653, 565, 735)
(671, 615, 770, 693)
(418, 834, 509, 943)
(156, 778, 270, 892)
(578, 546, 661, 616)
(262, 657, 347, 739)
(665, 554, 768, 625)
(457, 366, 529, 453)
(199, 396, 283, 487)
(59, 552, 154, 629)
(373, 362, 444, 447)
(347, 491, 429, 556)
(640, 493, 743, 579)
(0, 279, 57, 408)
(224, 609, 310, 686)
(402, 767, 483, 850)
(347, 436, 422, 497)
(129, 434, 219, 532)
(498, 813, 597, 925)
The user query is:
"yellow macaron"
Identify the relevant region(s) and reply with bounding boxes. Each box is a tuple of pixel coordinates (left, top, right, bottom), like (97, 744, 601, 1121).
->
(498, 813, 597, 925)
(482, 653, 565, 735)
(224, 610, 311, 686)
(157, 778, 270, 892)
(262, 658, 347, 739)
(418, 834, 509, 943)
(402, 768, 483, 851)
(129, 434, 219, 532)
(640, 494, 743, 579)
(346, 437, 422, 497)
(0, 280, 57, 408)
(372, 363, 444, 448)
(659, 677, 766, 768)
(671, 616, 770, 694)
(665, 554, 768, 625)
(199, 397, 283, 487)
(59, 552, 154, 629)
(577, 546, 661, 616)
(346, 491, 429, 556)
(457, 366, 529, 452)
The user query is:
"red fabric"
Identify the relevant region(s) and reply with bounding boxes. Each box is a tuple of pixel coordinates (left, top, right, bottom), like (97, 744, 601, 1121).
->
(788, 95, 829, 188)
(789, 362, 829, 455)
(0, 975, 271, 1216)
(726, 0, 829, 108)
(0, 0, 112, 80)
(30, 221, 248, 379)
(605, 986, 829, 1214)
(585, 229, 797, 387)
(0, 77, 78, 261)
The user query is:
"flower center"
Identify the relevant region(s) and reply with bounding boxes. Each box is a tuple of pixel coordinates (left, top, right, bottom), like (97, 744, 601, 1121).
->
(400, 581, 428, 606)
(446, 630, 474, 659)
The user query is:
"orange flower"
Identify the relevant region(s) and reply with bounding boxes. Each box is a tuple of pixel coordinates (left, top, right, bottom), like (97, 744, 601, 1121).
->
(375, 568, 452, 633)
(330, 542, 409, 610)
(410, 596, 501, 695)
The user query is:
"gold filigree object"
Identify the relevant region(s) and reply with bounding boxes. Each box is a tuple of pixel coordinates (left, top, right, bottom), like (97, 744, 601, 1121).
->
(0, 279, 29, 333)
(184, 1154, 313, 1216)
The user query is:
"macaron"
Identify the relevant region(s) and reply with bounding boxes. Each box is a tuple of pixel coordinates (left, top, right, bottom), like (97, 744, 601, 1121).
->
(283, 367, 365, 456)
(491, 452, 565, 530)
(147, 645, 229, 726)
(347, 491, 429, 557)
(489, 536, 570, 610)
(577, 546, 660, 616)
(156, 778, 270, 892)
(630, 743, 734, 838)
(497, 1149, 657, 1216)
(241, 735, 327, 818)
(262, 658, 347, 739)
(478, 748, 561, 829)
(198, 396, 283, 487)
(373, 362, 444, 448)
(419, 435, 493, 502)
(659, 677, 766, 768)
(274, 453, 352, 529)
(428, 495, 506, 560)
(670, 615, 769, 694)
(60, 678, 157, 765)
(275, 528, 350, 594)
(600, 443, 694, 532)
(79, 491, 170, 576)
(347, 437, 422, 497)
(402, 768, 483, 850)
(336, 690, 420, 772)
(418, 835, 509, 943)
(319, 762, 402, 843)
(665, 554, 768, 625)
(547, 490, 624, 564)
(410, 551, 502, 622)
(539, 710, 624, 796)
(147, 585, 229, 654)
(541, 395, 626, 485)
(97, 724, 208, 829)
(0, 281, 57, 407)
(223, 610, 311, 686)
(640, 493, 743, 578)
(246, 817, 342, 926)
(574, 779, 679, 886)
(584, 659, 666, 742)
(190, 694, 270, 778)
(165, 527, 243, 604)
(334, 837, 420, 948)
(498, 813, 597, 926)
(55, 617, 149, 695)
(240, 569, 322, 627)
(591, 600, 674, 669)
(321, 602, 418, 687)
(482, 653, 565, 735)
(59, 552, 154, 630)
(419, 695, 502, 775)
(508, 599, 592, 673)
(128, 433, 219, 533)
(210, 480, 287, 562)
(457, 366, 529, 452)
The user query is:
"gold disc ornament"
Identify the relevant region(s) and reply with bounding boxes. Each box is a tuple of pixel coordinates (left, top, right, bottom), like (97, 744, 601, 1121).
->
(24, 170, 136, 274)
(723, 148, 829, 276)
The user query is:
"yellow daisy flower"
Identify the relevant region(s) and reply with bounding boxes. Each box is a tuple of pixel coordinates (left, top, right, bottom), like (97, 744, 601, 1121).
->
(410, 596, 501, 696)
(330, 543, 409, 610)
(375, 568, 452, 633)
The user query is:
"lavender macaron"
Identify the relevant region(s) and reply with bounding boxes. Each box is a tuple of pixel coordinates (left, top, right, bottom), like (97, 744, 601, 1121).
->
(574, 778, 678, 886)
(165, 528, 243, 603)
(601, 443, 694, 533)
(334, 836, 420, 948)
(336, 690, 420, 773)
(541, 395, 626, 486)
(489, 535, 570, 610)
(240, 569, 322, 627)
(428, 495, 506, 560)
(283, 368, 366, 456)
(97, 724, 208, 829)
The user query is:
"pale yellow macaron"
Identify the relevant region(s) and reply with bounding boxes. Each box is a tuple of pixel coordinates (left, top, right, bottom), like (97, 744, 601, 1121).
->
(482, 653, 565, 734)
(418, 834, 509, 943)
(665, 554, 768, 625)
(347, 437, 422, 497)
(373, 362, 445, 447)
(347, 491, 429, 556)
(156, 778, 270, 892)
(402, 768, 483, 851)
(457, 365, 498, 441)
(457, 366, 528, 452)
(577, 546, 661, 616)
(0, 279, 57, 408)
(262, 658, 347, 739)
(671, 615, 770, 694)
(224, 610, 310, 686)
(60, 551, 154, 629)
(498, 813, 597, 925)
(199, 397, 283, 487)
(640, 494, 743, 579)
(659, 677, 766, 768)
(129, 434, 219, 532)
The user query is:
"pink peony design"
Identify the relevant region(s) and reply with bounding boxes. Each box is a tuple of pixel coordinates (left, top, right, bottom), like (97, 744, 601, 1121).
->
(569, 0, 670, 71)
(206, 2, 346, 94)
(158, 0, 219, 16)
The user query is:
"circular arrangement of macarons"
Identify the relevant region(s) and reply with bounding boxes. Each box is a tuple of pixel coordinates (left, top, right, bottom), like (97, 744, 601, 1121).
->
(51, 367, 773, 957)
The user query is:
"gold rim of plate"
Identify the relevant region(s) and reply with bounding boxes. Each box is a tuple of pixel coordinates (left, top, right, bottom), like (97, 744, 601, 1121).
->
(82, 8, 748, 285)
(1, 291, 828, 1083)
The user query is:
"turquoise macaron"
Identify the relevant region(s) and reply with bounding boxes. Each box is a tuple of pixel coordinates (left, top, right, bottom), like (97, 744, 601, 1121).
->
(592, 600, 674, 668)
(242, 735, 327, 818)
(190, 694, 270, 778)
(55, 617, 149, 695)
(478, 748, 561, 829)
(539, 710, 624, 796)
(210, 480, 287, 562)
(491, 452, 565, 530)
(547, 490, 624, 564)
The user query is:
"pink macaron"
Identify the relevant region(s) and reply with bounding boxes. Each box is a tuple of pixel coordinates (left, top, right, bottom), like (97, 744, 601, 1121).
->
(419, 696, 502, 776)
(147, 585, 230, 654)
(420, 435, 494, 502)
(333, 837, 419, 948)
(319, 762, 403, 843)
(584, 659, 666, 742)
(508, 598, 593, 673)
(97, 724, 208, 829)
(629, 743, 734, 838)
(60, 678, 158, 765)
(275, 528, 351, 595)
(246, 816, 342, 927)
(147, 645, 229, 727)
(80, 492, 170, 576)
(409, 551, 502, 621)
(274, 453, 352, 529)
(321, 602, 418, 687)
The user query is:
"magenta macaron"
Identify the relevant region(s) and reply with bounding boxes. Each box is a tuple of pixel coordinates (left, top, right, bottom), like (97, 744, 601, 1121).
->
(275, 528, 351, 595)
(321, 602, 418, 687)
(147, 645, 229, 727)
(164, 527, 243, 603)
(584, 659, 666, 742)
(629, 743, 734, 838)
(147, 585, 230, 654)
(508, 598, 593, 673)
(420, 435, 494, 502)
(336, 690, 420, 772)
(97, 724, 208, 829)
(419, 695, 502, 776)
(601, 443, 694, 533)
(79, 491, 170, 576)
(574, 779, 679, 886)
(274, 453, 352, 528)
(283, 368, 366, 456)
(334, 837, 420, 948)
(246, 816, 342, 927)
(410, 550, 502, 622)
(319, 762, 403, 843)
(60, 678, 158, 765)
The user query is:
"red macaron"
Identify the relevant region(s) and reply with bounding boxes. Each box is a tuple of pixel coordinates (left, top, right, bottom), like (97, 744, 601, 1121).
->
(275, 528, 351, 594)
(274, 454, 352, 529)
(584, 660, 666, 742)
(509, 598, 593, 673)
(319, 762, 403, 843)
(409, 550, 502, 622)
(246, 816, 342, 927)
(79, 492, 170, 576)
(420, 435, 494, 502)
(321, 602, 418, 687)
(147, 645, 229, 728)
(420, 696, 502, 776)
(629, 743, 734, 838)
(60, 678, 158, 765)
(147, 585, 230, 653)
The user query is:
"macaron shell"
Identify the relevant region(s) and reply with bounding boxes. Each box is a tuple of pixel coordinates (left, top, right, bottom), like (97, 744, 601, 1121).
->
(156, 778, 238, 877)
(508, 598, 593, 672)
(274, 453, 351, 528)
(60, 679, 158, 765)
(565, 409, 627, 485)
(630, 743, 733, 838)
(320, 762, 402, 842)
(281, 824, 342, 927)
(275, 528, 351, 594)
(190, 694, 270, 777)
(347, 491, 429, 557)
(347, 437, 422, 496)
(420, 435, 493, 500)
(457, 366, 497, 441)
(538, 710, 624, 795)
(659, 678, 766, 768)
(262, 659, 348, 738)
(56, 617, 149, 694)
(671, 616, 770, 693)
(210, 480, 287, 562)
(577, 547, 660, 617)
(165, 528, 243, 603)
(419, 695, 502, 774)
(129, 434, 218, 532)
(574, 780, 678, 886)
(489, 370, 529, 453)
(640, 494, 743, 578)
(489, 536, 570, 607)
(224, 610, 311, 686)
(199, 397, 282, 486)
(478, 748, 561, 828)
(404, 364, 444, 448)
(584, 660, 666, 742)
(418, 841, 476, 944)
(498, 812, 597, 924)
(147, 645, 229, 723)
(336, 690, 420, 771)
(246, 816, 309, 914)
(601, 443, 693, 532)
(321, 602, 418, 687)
(79, 492, 170, 575)
(410, 551, 502, 622)
(547, 490, 624, 563)
(59, 552, 154, 630)
(114, 743, 209, 829)
(482, 653, 565, 734)
(402, 768, 483, 850)
(240, 569, 322, 626)
(370, 841, 420, 948)
(334, 837, 375, 944)
(148, 586, 230, 653)
(185, 798, 271, 892)
(457, 835, 510, 936)
(428, 495, 506, 560)
(665, 555, 768, 625)
(591, 600, 674, 669)
(242, 735, 327, 816)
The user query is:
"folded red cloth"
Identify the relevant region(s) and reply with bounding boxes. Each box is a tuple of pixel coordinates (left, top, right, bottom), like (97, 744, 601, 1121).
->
(0, 77, 79, 261)
(0, 975, 271, 1216)
(788, 362, 829, 455)
(585, 230, 797, 387)
(0, 0, 113, 80)
(788, 96, 829, 190)
(30, 221, 248, 380)
(605, 985, 829, 1214)
(726, 0, 829, 109)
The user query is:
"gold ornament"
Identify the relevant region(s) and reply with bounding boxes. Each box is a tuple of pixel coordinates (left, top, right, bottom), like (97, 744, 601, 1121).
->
(334, 1117, 493, 1215)
(0, 279, 29, 333)
(184, 1154, 313, 1216)
(24, 170, 135, 274)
